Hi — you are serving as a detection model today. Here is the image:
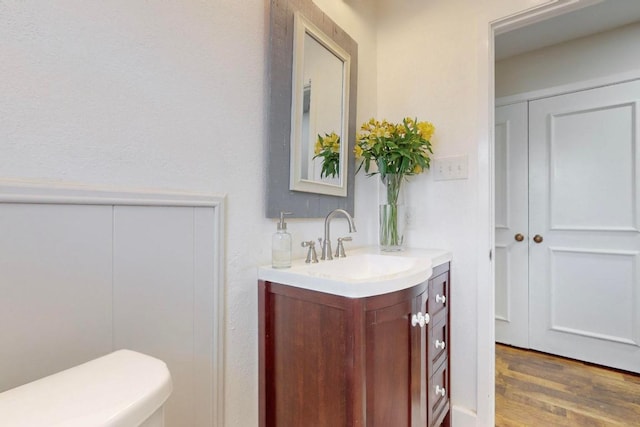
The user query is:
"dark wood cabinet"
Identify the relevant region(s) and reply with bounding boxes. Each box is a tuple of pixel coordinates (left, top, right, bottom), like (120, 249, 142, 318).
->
(259, 262, 450, 427)
(426, 264, 451, 426)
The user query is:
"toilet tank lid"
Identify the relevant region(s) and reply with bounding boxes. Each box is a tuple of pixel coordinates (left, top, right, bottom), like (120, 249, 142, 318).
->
(0, 349, 173, 427)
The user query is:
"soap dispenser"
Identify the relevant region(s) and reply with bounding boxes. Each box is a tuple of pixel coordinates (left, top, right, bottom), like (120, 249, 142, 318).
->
(272, 211, 292, 269)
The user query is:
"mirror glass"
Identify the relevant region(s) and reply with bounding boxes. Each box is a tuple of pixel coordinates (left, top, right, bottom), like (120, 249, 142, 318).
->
(289, 12, 350, 197)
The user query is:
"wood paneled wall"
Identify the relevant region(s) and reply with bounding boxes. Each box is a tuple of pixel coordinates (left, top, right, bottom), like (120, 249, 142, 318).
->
(0, 183, 225, 427)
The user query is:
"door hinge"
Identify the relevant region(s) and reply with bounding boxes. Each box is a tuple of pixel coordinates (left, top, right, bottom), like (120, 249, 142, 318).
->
(489, 249, 493, 261)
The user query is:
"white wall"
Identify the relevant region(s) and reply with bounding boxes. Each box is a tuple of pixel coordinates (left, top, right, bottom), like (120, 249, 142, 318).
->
(3, 0, 603, 425)
(496, 21, 640, 98)
(1, 3, 266, 426)
(375, 2, 481, 415)
(373, 0, 567, 425)
(0, 1, 377, 426)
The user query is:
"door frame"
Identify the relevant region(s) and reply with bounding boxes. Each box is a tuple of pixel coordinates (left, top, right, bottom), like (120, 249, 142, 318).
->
(479, 1, 607, 426)
(496, 69, 640, 108)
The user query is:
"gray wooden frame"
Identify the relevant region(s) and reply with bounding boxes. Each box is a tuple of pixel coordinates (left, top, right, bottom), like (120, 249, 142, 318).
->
(265, 0, 358, 218)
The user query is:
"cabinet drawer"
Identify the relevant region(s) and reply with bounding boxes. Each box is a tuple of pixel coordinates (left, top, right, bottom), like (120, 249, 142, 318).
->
(428, 271, 448, 323)
(428, 360, 450, 427)
(428, 319, 448, 377)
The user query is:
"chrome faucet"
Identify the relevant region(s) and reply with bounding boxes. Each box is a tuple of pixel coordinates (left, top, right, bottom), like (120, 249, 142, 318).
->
(321, 209, 356, 260)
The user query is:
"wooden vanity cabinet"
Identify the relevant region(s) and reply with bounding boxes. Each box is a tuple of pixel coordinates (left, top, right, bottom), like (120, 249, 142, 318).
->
(259, 262, 451, 427)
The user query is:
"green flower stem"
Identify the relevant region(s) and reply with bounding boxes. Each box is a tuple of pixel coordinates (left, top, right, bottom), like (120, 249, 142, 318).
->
(385, 173, 402, 205)
(380, 174, 403, 249)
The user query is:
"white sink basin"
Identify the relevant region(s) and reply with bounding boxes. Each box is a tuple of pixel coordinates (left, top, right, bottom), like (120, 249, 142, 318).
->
(301, 253, 418, 282)
(258, 248, 450, 298)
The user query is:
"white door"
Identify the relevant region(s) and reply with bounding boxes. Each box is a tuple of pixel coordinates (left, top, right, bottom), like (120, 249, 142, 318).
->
(529, 80, 640, 373)
(495, 102, 529, 348)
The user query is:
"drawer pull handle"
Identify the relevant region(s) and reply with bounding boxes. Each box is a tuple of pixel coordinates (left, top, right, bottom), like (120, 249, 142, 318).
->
(436, 294, 446, 304)
(435, 340, 446, 350)
(411, 312, 430, 328)
(435, 385, 446, 397)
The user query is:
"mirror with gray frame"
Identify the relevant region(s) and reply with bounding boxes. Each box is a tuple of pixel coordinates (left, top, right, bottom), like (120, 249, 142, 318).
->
(266, 0, 358, 218)
(289, 11, 350, 197)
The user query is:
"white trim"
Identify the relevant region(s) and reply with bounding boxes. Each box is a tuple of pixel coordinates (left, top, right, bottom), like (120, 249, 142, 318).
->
(451, 405, 478, 427)
(0, 181, 222, 207)
(289, 11, 350, 197)
(496, 69, 640, 107)
(212, 200, 226, 427)
(0, 180, 226, 427)
(492, 0, 604, 36)
(480, 2, 602, 426)
(476, 15, 495, 427)
(0, 194, 222, 207)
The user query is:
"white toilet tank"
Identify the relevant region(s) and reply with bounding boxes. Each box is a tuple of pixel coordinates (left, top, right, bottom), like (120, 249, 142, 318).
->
(0, 349, 173, 427)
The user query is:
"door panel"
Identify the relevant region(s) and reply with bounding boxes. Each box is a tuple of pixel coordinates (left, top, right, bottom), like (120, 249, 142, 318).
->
(548, 102, 638, 231)
(549, 248, 638, 344)
(529, 80, 640, 373)
(495, 102, 529, 348)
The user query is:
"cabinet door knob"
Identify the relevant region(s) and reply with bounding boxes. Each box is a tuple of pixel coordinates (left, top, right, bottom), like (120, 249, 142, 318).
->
(514, 233, 524, 242)
(435, 385, 446, 397)
(533, 234, 543, 243)
(435, 340, 446, 350)
(411, 312, 429, 328)
(436, 294, 446, 304)
(411, 312, 425, 328)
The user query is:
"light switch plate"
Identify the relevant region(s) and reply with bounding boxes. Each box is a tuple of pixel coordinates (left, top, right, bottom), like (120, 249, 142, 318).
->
(433, 155, 468, 180)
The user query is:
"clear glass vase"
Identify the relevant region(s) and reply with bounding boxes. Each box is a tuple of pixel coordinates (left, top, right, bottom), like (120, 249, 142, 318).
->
(379, 174, 405, 251)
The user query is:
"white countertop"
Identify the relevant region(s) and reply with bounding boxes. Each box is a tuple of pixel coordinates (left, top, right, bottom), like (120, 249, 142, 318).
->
(258, 246, 451, 298)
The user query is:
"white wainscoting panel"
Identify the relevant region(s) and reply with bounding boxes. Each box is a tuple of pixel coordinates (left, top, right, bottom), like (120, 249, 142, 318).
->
(0, 183, 225, 427)
(0, 203, 113, 390)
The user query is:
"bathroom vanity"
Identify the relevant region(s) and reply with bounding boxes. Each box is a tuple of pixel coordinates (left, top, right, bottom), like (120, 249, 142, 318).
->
(258, 249, 451, 426)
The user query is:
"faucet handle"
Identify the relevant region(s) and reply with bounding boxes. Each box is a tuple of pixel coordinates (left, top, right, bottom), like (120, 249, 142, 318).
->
(334, 236, 352, 258)
(301, 241, 319, 264)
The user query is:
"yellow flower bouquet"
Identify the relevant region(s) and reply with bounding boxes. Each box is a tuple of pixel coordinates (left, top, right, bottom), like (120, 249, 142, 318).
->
(313, 131, 341, 179)
(355, 117, 435, 249)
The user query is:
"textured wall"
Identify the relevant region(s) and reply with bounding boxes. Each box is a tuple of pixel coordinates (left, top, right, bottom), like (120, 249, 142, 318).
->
(0, 1, 377, 425)
(374, 0, 556, 424)
(4, 0, 595, 425)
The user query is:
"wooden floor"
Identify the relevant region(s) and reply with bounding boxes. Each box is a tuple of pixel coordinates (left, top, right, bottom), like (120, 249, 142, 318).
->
(496, 344, 640, 426)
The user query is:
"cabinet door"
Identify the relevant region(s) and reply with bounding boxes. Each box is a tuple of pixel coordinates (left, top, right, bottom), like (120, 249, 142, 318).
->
(365, 290, 426, 427)
(259, 282, 350, 427)
(416, 287, 430, 427)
